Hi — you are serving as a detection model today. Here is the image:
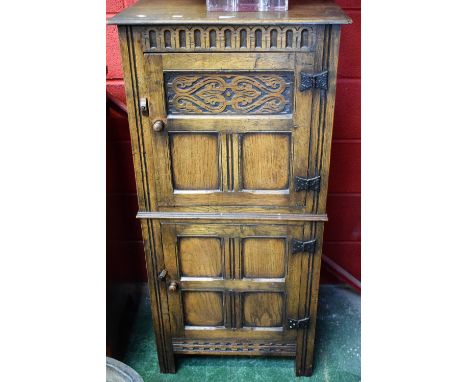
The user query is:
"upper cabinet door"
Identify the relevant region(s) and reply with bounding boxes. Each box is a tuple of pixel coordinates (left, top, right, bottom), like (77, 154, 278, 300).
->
(142, 28, 322, 211)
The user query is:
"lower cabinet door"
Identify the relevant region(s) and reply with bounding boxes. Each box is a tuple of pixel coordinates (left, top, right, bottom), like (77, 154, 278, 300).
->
(160, 222, 314, 356)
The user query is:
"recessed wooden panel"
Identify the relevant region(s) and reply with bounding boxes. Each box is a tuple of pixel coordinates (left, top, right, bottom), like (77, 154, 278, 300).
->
(169, 133, 220, 190)
(242, 292, 283, 327)
(182, 291, 224, 326)
(242, 238, 286, 278)
(178, 237, 222, 277)
(241, 133, 290, 190)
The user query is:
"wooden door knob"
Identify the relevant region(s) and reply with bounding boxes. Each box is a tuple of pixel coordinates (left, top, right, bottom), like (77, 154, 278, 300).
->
(153, 120, 165, 132)
(168, 281, 178, 292)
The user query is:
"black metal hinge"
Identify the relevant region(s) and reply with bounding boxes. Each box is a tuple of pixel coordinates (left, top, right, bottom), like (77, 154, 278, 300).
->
(291, 239, 317, 254)
(287, 317, 310, 329)
(295, 175, 321, 192)
(300, 71, 328, 91)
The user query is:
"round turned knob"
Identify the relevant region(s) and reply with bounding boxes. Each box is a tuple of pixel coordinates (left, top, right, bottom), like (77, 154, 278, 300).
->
(168, 281, 178, 292)
(152, 120, 165, 132)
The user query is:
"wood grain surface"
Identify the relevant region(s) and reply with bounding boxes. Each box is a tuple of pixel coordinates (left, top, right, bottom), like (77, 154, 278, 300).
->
(242, 238, 286, 278)
(108, 0, 351, 25)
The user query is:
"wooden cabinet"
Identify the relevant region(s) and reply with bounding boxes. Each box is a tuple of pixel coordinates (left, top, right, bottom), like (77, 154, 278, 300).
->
(109, 0, 350, 376)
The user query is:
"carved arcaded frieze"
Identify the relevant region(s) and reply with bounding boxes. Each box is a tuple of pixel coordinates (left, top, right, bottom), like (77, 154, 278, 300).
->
(164, 72, 294, 115)
(141, 25, 317, 52)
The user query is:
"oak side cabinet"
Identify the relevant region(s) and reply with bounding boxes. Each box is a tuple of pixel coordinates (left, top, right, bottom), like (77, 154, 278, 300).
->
(109, 0, 350, 376)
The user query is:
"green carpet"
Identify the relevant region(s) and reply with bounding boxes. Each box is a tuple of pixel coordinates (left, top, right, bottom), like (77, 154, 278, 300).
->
(122, 285, 360, 381)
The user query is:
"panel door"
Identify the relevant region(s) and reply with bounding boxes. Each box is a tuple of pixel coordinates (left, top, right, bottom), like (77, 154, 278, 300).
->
(143, 52, 318, 210)
(160, 223, 308, 343)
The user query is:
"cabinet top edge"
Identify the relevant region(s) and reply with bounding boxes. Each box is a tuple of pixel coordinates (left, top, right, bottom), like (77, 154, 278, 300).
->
(136, 211, 329, 222)
(107, 0, 352, 26)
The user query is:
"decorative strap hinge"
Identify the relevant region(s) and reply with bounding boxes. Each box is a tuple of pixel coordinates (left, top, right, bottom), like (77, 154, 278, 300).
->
(291, 239, 317, 254)
(287, 317, 310, 329)
(300, 70, 328, 91)
(295, 175, 321, 192)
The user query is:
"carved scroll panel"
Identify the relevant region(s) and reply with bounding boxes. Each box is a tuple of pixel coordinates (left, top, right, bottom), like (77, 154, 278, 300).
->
(165, 72, 294, 115)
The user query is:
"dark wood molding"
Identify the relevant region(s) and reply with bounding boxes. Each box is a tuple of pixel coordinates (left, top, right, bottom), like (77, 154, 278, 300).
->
(137, 211, 328, 221)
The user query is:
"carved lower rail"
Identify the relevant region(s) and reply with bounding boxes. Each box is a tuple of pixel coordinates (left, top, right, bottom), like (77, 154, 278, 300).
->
(172, 339, 296, 356)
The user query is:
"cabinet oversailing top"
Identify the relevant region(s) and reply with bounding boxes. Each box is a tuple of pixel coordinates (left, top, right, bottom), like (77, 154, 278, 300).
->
(108, 0, 351, 26)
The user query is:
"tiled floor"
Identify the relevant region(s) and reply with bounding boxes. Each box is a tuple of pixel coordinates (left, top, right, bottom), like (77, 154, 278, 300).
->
(121, 285, 360, 381)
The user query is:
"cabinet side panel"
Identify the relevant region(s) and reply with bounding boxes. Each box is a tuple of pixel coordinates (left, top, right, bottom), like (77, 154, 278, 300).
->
(296, 25, 341, 377)
(118, 26, 176, 373)
(118, 26, 159, 211)
(140, 218, 176, 373)
(306, 24, 342, 214)
(118, 26, 148, 210)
